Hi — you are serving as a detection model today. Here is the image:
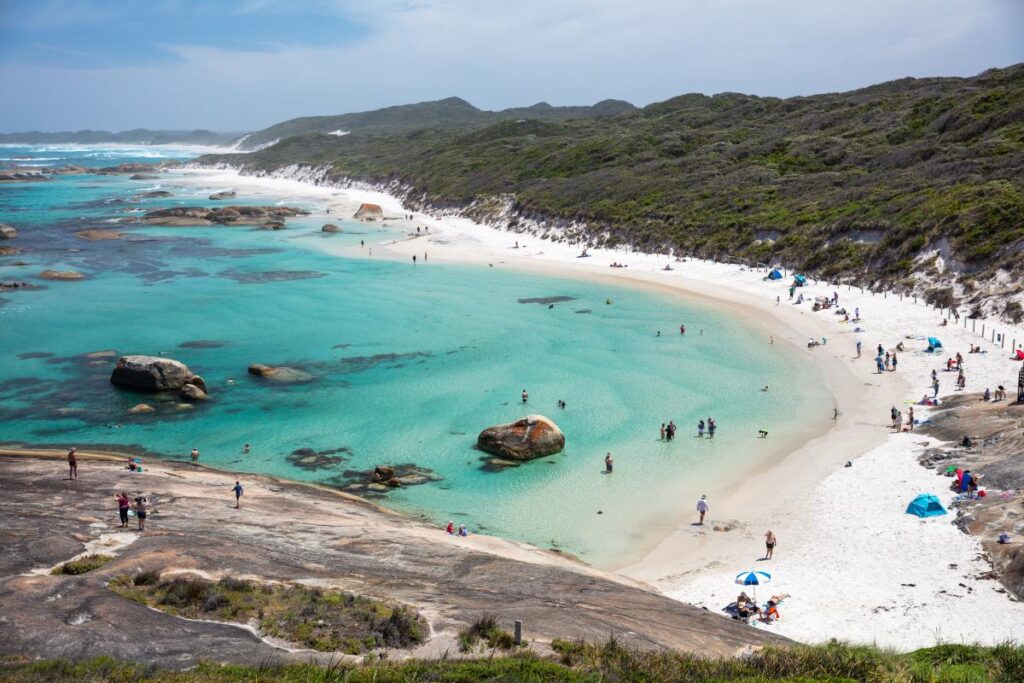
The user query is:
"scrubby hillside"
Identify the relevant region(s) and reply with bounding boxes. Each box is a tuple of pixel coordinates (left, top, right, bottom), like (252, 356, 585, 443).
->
(201, 65, 1024, 319)
(236, 96, 636, 150)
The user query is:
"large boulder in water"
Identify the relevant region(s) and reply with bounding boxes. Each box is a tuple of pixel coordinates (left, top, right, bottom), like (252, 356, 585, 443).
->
(322, 223, 343, 233)
(110, 355, 196, 391)
(477, 415, 565, 461)
(0, 224, 16, 239)
(354, 203, 383, 221)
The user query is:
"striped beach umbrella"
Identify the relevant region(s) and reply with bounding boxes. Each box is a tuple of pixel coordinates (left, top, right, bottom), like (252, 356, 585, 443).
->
(735, 570, 772, 600)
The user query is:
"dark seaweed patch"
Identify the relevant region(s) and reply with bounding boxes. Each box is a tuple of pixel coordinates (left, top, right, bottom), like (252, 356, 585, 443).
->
(17, 352, 54, 360)
(286, 446, 352, 470)
(517, 296, 577, 305)
(574, 309, 592, 314)
(178, 340, 226, 349)
(337, 351, 432, 374)
(219, 268, 327, 284)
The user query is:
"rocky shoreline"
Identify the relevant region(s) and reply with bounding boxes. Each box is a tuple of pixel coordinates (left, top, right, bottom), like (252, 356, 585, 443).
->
(0, 450, 783, 667)
(918, 393, 1024, 600)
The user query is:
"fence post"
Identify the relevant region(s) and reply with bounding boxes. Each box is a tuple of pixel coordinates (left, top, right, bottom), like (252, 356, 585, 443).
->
(514, 620, 523, 646)
(982, 324, 986, 338)
(972, 320, 976, 333)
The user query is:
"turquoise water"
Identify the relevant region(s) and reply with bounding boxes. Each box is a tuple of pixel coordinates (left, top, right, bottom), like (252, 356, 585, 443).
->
(0, 145, 831, 566)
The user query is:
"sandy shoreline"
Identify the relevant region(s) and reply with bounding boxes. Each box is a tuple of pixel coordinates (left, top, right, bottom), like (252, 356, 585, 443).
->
(156, 167, 1024, 647)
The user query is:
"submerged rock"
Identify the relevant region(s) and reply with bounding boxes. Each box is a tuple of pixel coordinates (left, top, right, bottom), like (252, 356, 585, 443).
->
(0, 224, 16, 239)
(75, 229, 123, 241)
(247, 363, 313, 383)
(354, 203, 383, 221)
(39, 270, 85, 281)
(477, 415, 565, 461)
(321, 223, 343, 233)
(129, 174, 159, 180)
(110, 355, 197, 391)
(128, 403, 156, 414)
(135, 190, 172, 198)
(208, 191, 237, 200)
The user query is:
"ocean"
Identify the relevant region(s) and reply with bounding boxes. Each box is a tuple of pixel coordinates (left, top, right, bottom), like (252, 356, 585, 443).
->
(0, 144, 831, 567)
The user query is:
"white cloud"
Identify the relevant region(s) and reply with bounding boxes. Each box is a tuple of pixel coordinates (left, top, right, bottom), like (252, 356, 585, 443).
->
(0, 0, 1021, 131)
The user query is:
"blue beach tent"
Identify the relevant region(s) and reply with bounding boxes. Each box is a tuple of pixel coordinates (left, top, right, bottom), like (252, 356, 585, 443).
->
(928, 337, 943, 349)
(768, 268, 783, 280)
(906, 493, 947, 518)
(793, 274, 807, 286)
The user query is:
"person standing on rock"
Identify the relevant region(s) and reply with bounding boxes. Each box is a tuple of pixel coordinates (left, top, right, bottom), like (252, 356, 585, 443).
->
(521, 389, 529, 404)
(232, 480, 244, 509)
(116, 491, 130, 527)
(697, 495, 709, 525)
(134, 497, 147, 532)
(604, 453, 613, 474)
(67, 447, 78, 480)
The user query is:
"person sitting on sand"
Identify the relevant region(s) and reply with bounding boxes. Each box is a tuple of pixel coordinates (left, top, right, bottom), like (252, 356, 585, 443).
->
(446, 520, 454, 534)
(760, 599, 782, 623)
(458, 524, 468, 537)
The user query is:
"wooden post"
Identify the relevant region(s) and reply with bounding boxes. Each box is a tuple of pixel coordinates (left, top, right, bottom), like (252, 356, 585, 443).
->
(514, 620, 523, 646)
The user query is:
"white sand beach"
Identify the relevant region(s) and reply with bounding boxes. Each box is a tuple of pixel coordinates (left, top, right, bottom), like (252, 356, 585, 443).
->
(173, 167, 1024, 649)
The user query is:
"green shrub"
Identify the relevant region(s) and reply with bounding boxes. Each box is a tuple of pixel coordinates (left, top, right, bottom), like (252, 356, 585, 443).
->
(51, 554, 113, 576)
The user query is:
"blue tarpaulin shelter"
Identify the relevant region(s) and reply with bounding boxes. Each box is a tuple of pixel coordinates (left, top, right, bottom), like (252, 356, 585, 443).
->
(927, 337, 943, 349)
(906, 493, 947, 518)
(768, 269, 783, 280)
(793, 274, 807, 286)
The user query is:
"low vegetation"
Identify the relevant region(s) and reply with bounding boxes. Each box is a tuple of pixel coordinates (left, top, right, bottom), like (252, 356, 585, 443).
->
(200, 65, 1024, 296)
(108, 573, 425, 654)
(2, 641, 1022, 681)
(51, 554, 113, 576)
(457, 614, 517, 652)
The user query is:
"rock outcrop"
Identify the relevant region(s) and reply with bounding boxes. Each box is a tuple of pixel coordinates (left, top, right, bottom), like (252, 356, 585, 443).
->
(179, 383, 208, 402)
(209, 191, 237, 200)
(110, 355, 197, 391)
(321, 224, 343, 233)
(0, 224, 16, 239)
(135, 190, 172, 198)
(247, 363, 313, 383)
(477, 415, 565, 461)
(354, 203, 383, 221)
(128, 403, 156, 414)
(39, 270, 85, 281)
(139, 205, 309, 228)
(98, 163, 162, 175)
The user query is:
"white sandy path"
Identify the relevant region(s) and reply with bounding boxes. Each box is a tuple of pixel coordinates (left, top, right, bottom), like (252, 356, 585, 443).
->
(171, 167, 1024, 648)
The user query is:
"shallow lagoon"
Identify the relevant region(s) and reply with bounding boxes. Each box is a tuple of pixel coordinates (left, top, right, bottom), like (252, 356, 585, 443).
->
(0, 146, 831, 566)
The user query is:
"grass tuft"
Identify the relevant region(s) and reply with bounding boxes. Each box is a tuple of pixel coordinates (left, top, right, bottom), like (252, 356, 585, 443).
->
(51, 554, 113, 576)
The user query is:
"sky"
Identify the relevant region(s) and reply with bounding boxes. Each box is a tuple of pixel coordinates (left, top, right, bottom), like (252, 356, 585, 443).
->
(0, 0, 1021, 133)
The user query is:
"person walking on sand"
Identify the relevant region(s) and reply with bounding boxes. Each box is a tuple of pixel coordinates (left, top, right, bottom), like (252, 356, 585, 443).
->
(891, 352, 898, 371)
(856, 340, 862, 357)
(116, 491, 130, 528)
(521, 389, 529, 403)
(697, 495, 709, 525)
(133, 497, 147, 531)
(907, 406, 915, 431)
(764, 530, 776, 559)
(933, 377, 940, 398)
(604, 452, 613, 474)
(67, 447, 78, 480)
(232, 480, 243, 509)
